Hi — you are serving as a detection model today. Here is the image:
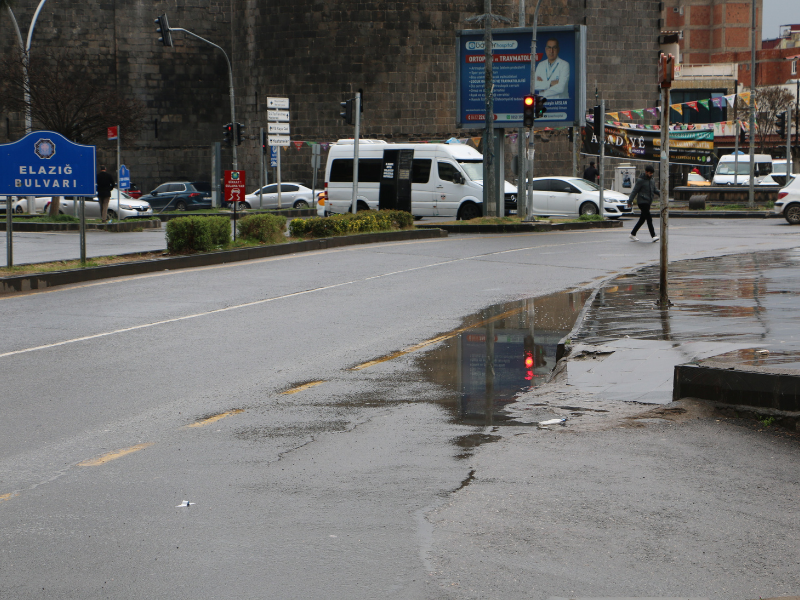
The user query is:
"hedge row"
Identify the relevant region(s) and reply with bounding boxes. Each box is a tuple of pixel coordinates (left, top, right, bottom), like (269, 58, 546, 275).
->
(289, 210, 414, 238)
(166, 216, 231, 253)
(236, 213, 287, 244)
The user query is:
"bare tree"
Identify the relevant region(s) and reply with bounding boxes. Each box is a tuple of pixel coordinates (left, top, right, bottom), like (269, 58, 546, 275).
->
(0, 47, 145, 214)
(747, 86, 795, 152)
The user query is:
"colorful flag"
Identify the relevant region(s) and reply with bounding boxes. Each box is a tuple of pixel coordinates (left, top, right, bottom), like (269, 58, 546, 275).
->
(321, 142, 330, 151)
(632, 109, 645, 119)
(607, 112, 619, 121)
(724, 94, 737, 107)
(686, 101, 699, 112)
(711, 97, 723, 108)
(646, 107, 659, 117)
(698, 99, 710, 110)
(508, 133, 518, 143)
(621, 110, 633, 119)
(671, 104, 684, 115)
(739, 91, 751, 105)
(293, 141, 304, 150)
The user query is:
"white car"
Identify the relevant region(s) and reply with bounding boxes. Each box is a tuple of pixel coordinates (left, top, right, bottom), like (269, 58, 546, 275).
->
(526, 177, 632, 219)
(243, 183, 316, 210)
(4, 196, 51, 214)
(774, 175, 800, 224)
(45, 190, 153, 220)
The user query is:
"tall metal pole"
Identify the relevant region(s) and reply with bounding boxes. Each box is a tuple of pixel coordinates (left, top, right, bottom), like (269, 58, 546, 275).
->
(525, 0, 544, 221)
(748, 0, 756, 208)
(599, 99, 605, 207)
(5, 196, 12, 268)
(259, 127, 264, 210)
(483, 0, 496, 217)
(517, 0, 527, 219)
(115, 125, 120, 221)
(659, 86, 670, 307)
(79, 197, 86, 264)
(787, 106, 793, 177)
(351, 92, 361, 214)
(734, 81, 739, 186)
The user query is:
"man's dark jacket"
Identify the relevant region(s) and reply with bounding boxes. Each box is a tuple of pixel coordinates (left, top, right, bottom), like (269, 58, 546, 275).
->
(582, 165, 598, 182)
(627, 173, 660, 205)
(96, 170, 116, 197)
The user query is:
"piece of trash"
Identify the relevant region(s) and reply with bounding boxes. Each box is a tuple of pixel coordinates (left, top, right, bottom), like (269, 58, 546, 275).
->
(538, 418, 567, 427)
(176, 501, 195, 508)
(756, 349, 769, 354)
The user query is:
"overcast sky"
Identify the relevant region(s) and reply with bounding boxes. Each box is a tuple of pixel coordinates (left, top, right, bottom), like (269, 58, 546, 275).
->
(762, 0, 800, 40)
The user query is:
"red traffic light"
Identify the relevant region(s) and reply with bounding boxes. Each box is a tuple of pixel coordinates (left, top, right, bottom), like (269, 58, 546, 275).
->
(522, 95, 535, 128)
(524, 96, 534, 107)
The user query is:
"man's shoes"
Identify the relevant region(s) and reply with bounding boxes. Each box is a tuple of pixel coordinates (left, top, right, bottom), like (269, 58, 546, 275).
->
(652, 236, 659, 243)
(629, 234, 639, 241)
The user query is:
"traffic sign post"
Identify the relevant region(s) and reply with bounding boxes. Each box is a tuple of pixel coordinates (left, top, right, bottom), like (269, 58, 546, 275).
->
(267, 97, 290, 208)
(311, 144, 321, 213)
(224, 169, 246, 240)
(119, 165, 130, 190)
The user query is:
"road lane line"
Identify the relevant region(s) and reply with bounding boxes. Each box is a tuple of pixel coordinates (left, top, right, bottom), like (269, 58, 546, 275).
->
(185, 409, 244, 427)
(77, 443, 154, 466)
(282, 381, 326, 395)
(0, 239, 602, 359)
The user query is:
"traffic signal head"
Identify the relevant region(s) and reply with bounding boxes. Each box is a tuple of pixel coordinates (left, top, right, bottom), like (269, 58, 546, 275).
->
(261, 130, 268, 155)
(534, 95, 548, 119)
(340, 99, 353, 125)
(776, 112, 787, 137)
(154, 14, 173, 47)
(223, 123, 233, 146)
(593, 105, 602, 138)
(522, 95, 535, 128)
(235, 122, 244, 146)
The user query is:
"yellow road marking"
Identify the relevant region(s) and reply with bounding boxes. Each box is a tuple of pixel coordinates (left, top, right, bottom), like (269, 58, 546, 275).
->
(185, 409, 244, 428)
(282, 381, 325, 395)
(0, 492, 17, 502)
(77, 443, 153, 466)
(350, 306, 525, 370)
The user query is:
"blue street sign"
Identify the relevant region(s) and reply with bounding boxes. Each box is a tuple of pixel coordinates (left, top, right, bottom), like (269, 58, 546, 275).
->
(0, 130, 96, 196)
(270, 145, 278, 168)
(119, 164, 130, 190)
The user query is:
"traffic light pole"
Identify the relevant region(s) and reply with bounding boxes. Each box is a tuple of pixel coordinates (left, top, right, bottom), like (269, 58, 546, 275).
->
(352, 92, 361, 214)
(259, 127, 264, 210)
(598, 99, 605, 209)
(659, 85, 670, 308)
(788, 107, 793, 177)
(524, 0, 544, 222)
(169, 27, 237, 170)
(747, 0, 755, 209)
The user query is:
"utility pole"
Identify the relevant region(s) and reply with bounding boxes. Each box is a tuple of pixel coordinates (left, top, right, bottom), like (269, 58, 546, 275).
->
(524, 0, 545, 221)
(352, 91, 361, 214)
(734, 81, 740, 186)
(517, 0, 527, 219)
(748, 0, 756, 209)
(787, 106, 793, 177)
(657, 52, 675, 308)
(598, 99, 605, 208)
(467, 3, 510, 218)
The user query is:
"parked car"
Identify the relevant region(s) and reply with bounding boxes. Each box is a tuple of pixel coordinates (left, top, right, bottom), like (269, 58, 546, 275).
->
(712, 153, 773, 185)
(242, 183, 316, 210)
(139, 181, 212, 211)
(686, 173, 711, 187)
(771, 159, 793, 186)
(527, 177, 631, 219)
(4, 196, 51, 214)
(45, 190, 153, 220)
(774, 175, 800, 224)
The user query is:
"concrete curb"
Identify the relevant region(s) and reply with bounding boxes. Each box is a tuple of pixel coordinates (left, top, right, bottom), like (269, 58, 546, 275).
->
(0, 228, 448, 296)
(632, 211, 781, 219)
(0, 219, 162, 232)
(415, 220, 622, 234)
(156, 208, 316, 221)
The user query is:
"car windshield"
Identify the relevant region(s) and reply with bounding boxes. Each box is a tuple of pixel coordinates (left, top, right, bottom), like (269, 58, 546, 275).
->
(190, 182, 211, 192)
(457, 160, 482, 181)
(571, 178, 601, 191)
(772, 164, 787, 174)
(716, 163, 751, 175)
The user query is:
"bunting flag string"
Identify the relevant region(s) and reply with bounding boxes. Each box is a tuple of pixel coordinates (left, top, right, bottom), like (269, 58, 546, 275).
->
(671, 103, 684, 115)
(686, 101, 699, 112)
(698, 99, 710, 110)
(739, 91, 751, 105)
(620, 110, 633, 120)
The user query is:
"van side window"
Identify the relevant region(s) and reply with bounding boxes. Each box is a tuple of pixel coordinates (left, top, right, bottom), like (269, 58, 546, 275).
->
(438, 161, 461, 183)
(329, 158, 383, 183)
(412, 159, 431, 184)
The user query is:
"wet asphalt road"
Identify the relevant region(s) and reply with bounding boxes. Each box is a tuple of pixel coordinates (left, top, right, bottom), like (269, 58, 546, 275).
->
(1, 218, 799, 599)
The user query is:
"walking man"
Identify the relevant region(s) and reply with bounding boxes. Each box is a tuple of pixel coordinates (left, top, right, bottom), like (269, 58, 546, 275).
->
(628, 165, 660, 243)
(96, 165, 116, 223)
(583, 161, 598, 183)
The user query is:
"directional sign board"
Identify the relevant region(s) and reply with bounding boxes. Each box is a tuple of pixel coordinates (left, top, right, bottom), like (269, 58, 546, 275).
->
(119, 164, 130, 190)
(268, 123, 290, 134)
(223, 170, 246, 204)
(267, 110, 290, 122)
(0, 130, 96, 196)
(269, 135, 290, 147)
(270, 146, 278, 167)
(267, 97, 289, 109)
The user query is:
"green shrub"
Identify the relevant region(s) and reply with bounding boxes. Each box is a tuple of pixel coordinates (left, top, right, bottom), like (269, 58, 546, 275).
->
(237, 213, 287, 244)
(289, 210, 413, 238)
(578, 213, 604, 222)
(166, 216, 230, 253)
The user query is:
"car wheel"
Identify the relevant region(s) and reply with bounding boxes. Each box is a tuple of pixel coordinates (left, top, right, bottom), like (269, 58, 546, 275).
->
(356, 201, 369, 212)
(579, 202, 599, 216)
(785, 204, 800, 225)
(175, 200, 187, 211)
(238, 202, 249, 210)
(14, 205, 24, 214)
(293, 199, 309, 209)
(107, 210, 117, 220)
(457, 202, 480, 221)
(413, 216, 423, 221)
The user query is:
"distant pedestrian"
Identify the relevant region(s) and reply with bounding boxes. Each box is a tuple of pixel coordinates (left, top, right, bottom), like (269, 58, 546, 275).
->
(583, 161, 598, 183)
(628, 165, 660, 243)
(96, 165, 116, 223)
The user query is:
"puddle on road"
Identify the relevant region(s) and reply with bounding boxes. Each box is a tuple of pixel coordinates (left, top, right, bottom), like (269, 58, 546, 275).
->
(413, 290, 592, 427)
(702, 348, 800, 370)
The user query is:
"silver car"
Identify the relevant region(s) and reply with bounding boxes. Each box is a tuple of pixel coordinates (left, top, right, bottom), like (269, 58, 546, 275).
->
(243, 183, 316, 210)
(45, 190, 153, 220)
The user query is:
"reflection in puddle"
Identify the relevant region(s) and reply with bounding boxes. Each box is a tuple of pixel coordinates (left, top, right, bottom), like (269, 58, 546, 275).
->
(415, 290, 591, 426)
(704, 348, 800, 370)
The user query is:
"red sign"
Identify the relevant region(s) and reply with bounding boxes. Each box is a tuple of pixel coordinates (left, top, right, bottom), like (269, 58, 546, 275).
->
(224, 170, 246, 203)
(107, 126, 118, 140)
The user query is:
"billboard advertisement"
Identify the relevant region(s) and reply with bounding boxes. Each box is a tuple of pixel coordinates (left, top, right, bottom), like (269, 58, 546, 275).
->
(456, 26, 586, 129)
(581, 124, 715, 166)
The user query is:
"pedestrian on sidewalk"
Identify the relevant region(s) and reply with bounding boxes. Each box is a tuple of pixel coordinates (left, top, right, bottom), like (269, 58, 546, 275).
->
(628, 165, 659, 243)
(96, 165, 116, 223)
(583, 161, 598, 183)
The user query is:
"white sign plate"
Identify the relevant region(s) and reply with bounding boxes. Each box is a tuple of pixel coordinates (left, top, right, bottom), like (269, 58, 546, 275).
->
(267, 97, 290, 109)
(268, 135, 291, 147)
(267, 110, 290, 122)
(268, 123, 290, 134)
